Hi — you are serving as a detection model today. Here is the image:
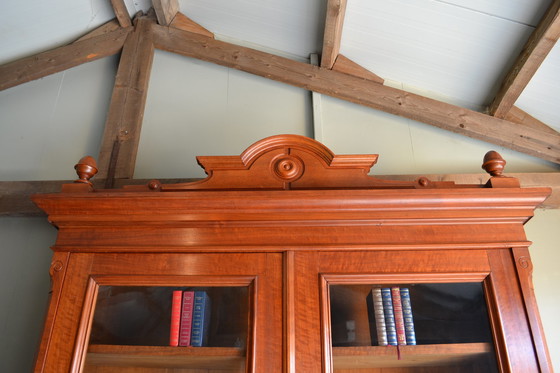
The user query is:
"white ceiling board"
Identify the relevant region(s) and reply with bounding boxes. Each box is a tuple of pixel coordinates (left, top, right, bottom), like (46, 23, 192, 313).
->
(0, 0, 115, 64)
(340, 0, 536, 108)
(515, 41, 560, 130)
(431, 0, 552, 26)
(180, 0, 326, 59)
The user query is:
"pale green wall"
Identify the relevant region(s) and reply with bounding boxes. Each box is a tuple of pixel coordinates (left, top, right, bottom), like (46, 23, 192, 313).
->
(0, 218, 56, 373)
(0, 53, 558, 372)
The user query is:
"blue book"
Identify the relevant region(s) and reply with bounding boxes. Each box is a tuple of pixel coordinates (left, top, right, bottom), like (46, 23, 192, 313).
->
(381, 288, 397, 345)
(400, 288, 416, 345)
(190, 291, 212, 347)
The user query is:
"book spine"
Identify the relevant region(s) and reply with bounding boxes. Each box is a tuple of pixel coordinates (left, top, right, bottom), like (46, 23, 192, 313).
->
(400, 288, 416, 345)
(179, 291, 195, 347)
(371, 288, 388, 346)
(391, 287, 407, 345)
(191, 291, 212, 347)
(381, 288, 397, 345)
(169, 290, 183, 347)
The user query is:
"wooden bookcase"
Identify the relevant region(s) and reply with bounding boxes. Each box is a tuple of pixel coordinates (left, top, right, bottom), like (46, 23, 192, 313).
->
(32, 135, 553, 372)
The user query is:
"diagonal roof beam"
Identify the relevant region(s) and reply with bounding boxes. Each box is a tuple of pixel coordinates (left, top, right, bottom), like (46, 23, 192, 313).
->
(0, 24, 131, 91)
(488, 0, 560, 118)
(152, 24, 560, 164)
(110, 0, 132, 27)
(320, 0, 347, 68)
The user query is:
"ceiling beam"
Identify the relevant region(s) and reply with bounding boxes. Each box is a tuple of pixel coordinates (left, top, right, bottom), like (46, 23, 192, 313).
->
(152, 25, 560, 164)
(488, 0, 560, 118)
(96, 17, 155, 181)
(0, 25, 130, 91)
(320, 0, 347, 68)
(110, 0, 132, 27)
(4, 172, 559, 216)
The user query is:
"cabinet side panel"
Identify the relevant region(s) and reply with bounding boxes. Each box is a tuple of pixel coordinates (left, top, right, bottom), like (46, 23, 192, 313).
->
(34, 252, 70, 373)
(42, 253, 94, 372)
(487, 249, 540, 372)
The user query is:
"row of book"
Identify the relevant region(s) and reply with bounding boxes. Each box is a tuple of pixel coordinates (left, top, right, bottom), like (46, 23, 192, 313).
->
(370, 287, 416, 346)
(169, 290, 212, 347)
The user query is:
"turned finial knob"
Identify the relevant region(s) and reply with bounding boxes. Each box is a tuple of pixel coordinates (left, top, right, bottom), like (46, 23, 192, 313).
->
(74, 156, 98, 185)
(482, 151, 506, 177)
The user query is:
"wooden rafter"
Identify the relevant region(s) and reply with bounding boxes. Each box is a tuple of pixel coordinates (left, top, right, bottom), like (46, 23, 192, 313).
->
(3, 172, 559, 216)
(153, 0, 180, 26)
(110, 0, 132, 27)
(320, 0, 347, 68)
(152, 25, 560, 164)
(0, 25, 130, 91)
(506, 106, 560, 135)
(170, 12, 214, 38)
(96, 17, 155, 181)
(488, 0, 560, 118)
(332, 54, 384, 84)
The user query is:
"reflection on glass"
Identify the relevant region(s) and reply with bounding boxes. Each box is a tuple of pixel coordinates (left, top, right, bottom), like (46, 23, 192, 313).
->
(329, 282, 499, 372)
(83, 286, 248, 372)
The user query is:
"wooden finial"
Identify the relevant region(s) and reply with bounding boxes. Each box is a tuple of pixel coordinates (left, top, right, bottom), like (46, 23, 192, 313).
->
(482, 151, 506, 177)
(74, 156, 98, 185)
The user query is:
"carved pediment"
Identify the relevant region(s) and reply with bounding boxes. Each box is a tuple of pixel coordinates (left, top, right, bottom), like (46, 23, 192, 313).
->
(163, 134, 433, 190)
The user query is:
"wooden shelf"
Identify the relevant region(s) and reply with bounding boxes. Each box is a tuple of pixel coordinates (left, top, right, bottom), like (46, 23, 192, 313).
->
(85, 344, 245, 369)
(333, 343, 493, 369)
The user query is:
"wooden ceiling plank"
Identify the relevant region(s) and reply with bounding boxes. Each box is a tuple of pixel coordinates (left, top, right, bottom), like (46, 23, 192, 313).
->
(110, 0, 132, 28)
(332, 54, 384, 84)
(0, 27, 131, 92)
(489, 0, 560, 118)
(170, 12, 214, 38)
(505, 106, 560, 136)
(4, 172, 559, 216)
(97, 17, 155, 180)
(152, 25, 560, 164)
(153, 0, 180, 26)
(320, 0, 347, 69)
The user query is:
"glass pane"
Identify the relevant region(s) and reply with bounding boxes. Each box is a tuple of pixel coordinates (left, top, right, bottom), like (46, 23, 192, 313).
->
(83, 286, 248, 372)
(329, 282, 499, 372)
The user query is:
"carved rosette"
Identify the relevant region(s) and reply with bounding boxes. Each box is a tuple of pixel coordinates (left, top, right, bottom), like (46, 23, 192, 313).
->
(270, 154, 305, 182)
(49, 259, 64, 278)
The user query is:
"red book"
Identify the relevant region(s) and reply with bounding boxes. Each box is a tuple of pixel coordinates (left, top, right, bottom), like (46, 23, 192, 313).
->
(169, 290, 183, 346)
(179, 291, 195, 346)
(391, 287, 407, 345)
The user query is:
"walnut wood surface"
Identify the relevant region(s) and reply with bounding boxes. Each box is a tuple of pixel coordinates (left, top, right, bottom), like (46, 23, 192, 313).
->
(32, 135, 552, 372)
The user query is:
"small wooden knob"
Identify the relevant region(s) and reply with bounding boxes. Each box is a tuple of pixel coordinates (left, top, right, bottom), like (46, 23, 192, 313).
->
(482, 151, 506, 177)
(74, 156, 98, 185)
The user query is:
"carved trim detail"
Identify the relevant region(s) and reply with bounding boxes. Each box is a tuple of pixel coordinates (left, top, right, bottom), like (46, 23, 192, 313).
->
(270, 154, 304, 182)
(518, 255, 531, 270)
(49, 259, 64, 278)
